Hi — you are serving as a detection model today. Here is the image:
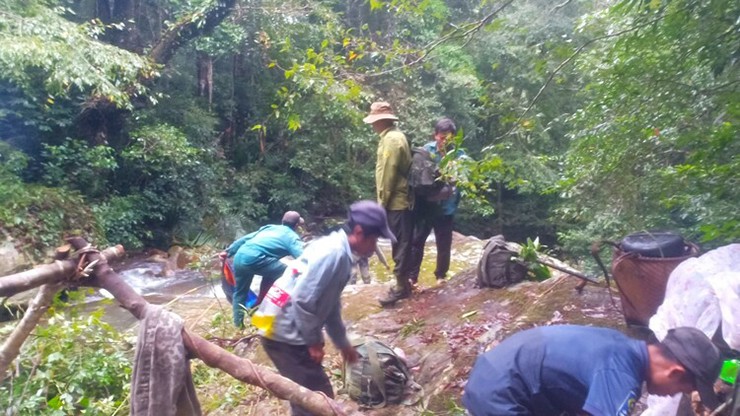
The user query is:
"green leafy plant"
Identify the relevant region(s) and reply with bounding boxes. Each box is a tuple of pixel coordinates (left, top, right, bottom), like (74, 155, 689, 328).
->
(516, 237, 552, 282)
(0, 145, 100, 256)
(41, 138, 117, 198)
(0, 308, 133, 415)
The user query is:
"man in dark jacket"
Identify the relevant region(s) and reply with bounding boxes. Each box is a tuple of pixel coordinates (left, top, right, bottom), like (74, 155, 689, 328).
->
(463, 325, 723, 416)
(408, 117, 465, 285)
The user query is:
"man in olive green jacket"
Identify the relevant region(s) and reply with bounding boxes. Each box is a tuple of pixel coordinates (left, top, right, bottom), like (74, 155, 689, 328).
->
(363, 101, 414, 306)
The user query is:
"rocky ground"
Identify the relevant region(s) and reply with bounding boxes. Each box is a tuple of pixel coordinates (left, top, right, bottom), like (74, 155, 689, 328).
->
(167, 234, 650, 415)
(1, 233, 727, 415)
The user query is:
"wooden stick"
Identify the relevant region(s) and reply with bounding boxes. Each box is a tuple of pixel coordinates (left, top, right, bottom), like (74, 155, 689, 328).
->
(533, 258, 601, 285)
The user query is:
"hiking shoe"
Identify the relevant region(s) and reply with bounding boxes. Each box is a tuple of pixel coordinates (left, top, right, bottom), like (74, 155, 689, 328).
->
(378, 289, 410, 307)
(436, 277, 446, 285)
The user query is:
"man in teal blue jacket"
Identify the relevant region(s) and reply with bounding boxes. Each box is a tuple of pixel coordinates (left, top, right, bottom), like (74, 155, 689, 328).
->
(220, 211, 304, 327)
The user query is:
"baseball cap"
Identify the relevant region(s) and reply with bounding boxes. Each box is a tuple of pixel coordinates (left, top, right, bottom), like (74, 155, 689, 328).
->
(348, 200, 396, 243)
(281, 211, 304, 228)
(662, 327, 723, 409)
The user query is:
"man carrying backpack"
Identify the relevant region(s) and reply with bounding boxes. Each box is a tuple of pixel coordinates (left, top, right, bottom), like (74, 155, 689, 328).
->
(363, 101, 414, 307)
(260, 200, 395, 416)
(218, 211, 304, 327)
(408, 117, 465, 285)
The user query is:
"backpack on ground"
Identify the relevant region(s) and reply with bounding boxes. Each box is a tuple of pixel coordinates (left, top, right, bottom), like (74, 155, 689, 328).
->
(477, 235, 528, 288)
(343, 338, 410, 408)
(408, 147, 453, 201)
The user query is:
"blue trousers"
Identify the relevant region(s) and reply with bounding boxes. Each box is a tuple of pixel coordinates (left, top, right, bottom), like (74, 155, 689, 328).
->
(232, 255, 286, 327)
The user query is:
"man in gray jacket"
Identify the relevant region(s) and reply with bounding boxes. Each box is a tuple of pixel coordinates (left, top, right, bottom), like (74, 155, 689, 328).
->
(260, 200, 396, 416)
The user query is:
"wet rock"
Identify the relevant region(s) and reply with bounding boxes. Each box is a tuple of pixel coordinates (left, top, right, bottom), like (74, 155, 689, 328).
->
(0, 235, 31, 276)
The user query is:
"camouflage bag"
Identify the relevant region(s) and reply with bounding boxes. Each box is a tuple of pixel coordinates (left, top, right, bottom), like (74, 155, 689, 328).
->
(343, 338, 410, 408)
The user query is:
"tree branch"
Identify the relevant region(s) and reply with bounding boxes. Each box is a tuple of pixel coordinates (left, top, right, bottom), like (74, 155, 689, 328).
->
(550, 0, 573, 13)
(487, 13, 669, 149)
(148, 0, 238, 65)
(0, 247, 71, 382)
(0, 246, 125, 298)
(0, 284, 62, 382)
(366, 0, 515, 78)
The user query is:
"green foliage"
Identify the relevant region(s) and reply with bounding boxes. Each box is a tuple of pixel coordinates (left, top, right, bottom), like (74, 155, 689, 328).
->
(516, 237, 552, 281)
(0, 308, 133, 415)
(1, 0, 736, 265)
(41, 138, 117, 198)
(558, 0, 739, 253)
(92, 195, 151, 250)
(119, 124, 209, 234)
(122, 124, 201, 176)
(0, 142, 99, 256)
(0, 5, 156, 108)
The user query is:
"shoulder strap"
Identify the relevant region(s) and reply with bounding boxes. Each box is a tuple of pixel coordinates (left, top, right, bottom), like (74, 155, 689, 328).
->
(366, 342, 388, 408)
(478, 237, 502, 284)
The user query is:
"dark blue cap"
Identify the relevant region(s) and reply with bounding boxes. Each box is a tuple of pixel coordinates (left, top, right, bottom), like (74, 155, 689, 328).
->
(348, 200, 396, 243)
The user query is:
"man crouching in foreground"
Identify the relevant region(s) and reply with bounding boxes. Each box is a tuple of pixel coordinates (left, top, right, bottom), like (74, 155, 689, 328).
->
(260, 200, 397, 416)
(463, 325, 723, 416)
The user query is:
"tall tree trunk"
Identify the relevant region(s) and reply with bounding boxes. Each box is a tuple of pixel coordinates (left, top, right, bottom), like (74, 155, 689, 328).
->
(97, 0, 112, 23)
(110, 0, 142, 52)
(197, 52, 214, 110)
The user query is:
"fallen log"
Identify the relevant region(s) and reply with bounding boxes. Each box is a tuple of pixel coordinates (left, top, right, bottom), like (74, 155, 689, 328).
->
(0, 245, 124, 298)
(0, 247, 70, 382)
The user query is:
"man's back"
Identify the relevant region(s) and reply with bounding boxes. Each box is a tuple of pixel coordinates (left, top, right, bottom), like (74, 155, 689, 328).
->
(463, 325, 648, 416)
(266, 230, 353, 348)
(375, 126, 411, 211)
(232, 224, 302, 261)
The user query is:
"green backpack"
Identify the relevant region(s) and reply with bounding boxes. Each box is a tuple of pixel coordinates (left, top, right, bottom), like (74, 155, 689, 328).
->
(343, 338, 410, 408)
(477, 235, 528, 288)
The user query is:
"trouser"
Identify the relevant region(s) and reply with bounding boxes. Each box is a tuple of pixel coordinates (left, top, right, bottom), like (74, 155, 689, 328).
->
(261, 337, 334, 416)
(232, 255, 286, 327)
(386, 209, 413, 293)
(348, 257, 371, 284)
(408, 209, 454, 281)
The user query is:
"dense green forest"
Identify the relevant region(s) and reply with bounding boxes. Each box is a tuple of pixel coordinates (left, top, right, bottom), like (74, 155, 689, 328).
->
(0, 1, 738, 414)
(0, 0, 737, 261)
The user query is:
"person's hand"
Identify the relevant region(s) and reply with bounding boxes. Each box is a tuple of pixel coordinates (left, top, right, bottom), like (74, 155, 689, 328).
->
(308, 344, 325, 364)
(341, 346, 359, 364)
(218, 251, 227, 261)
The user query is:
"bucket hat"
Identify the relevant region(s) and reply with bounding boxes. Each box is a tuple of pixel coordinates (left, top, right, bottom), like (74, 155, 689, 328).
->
(363, 102, 399, 124)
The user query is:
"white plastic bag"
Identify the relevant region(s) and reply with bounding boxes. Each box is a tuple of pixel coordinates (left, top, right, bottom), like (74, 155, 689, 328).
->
(642, 244, 740, 415)
(251, 259, 307, 336)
